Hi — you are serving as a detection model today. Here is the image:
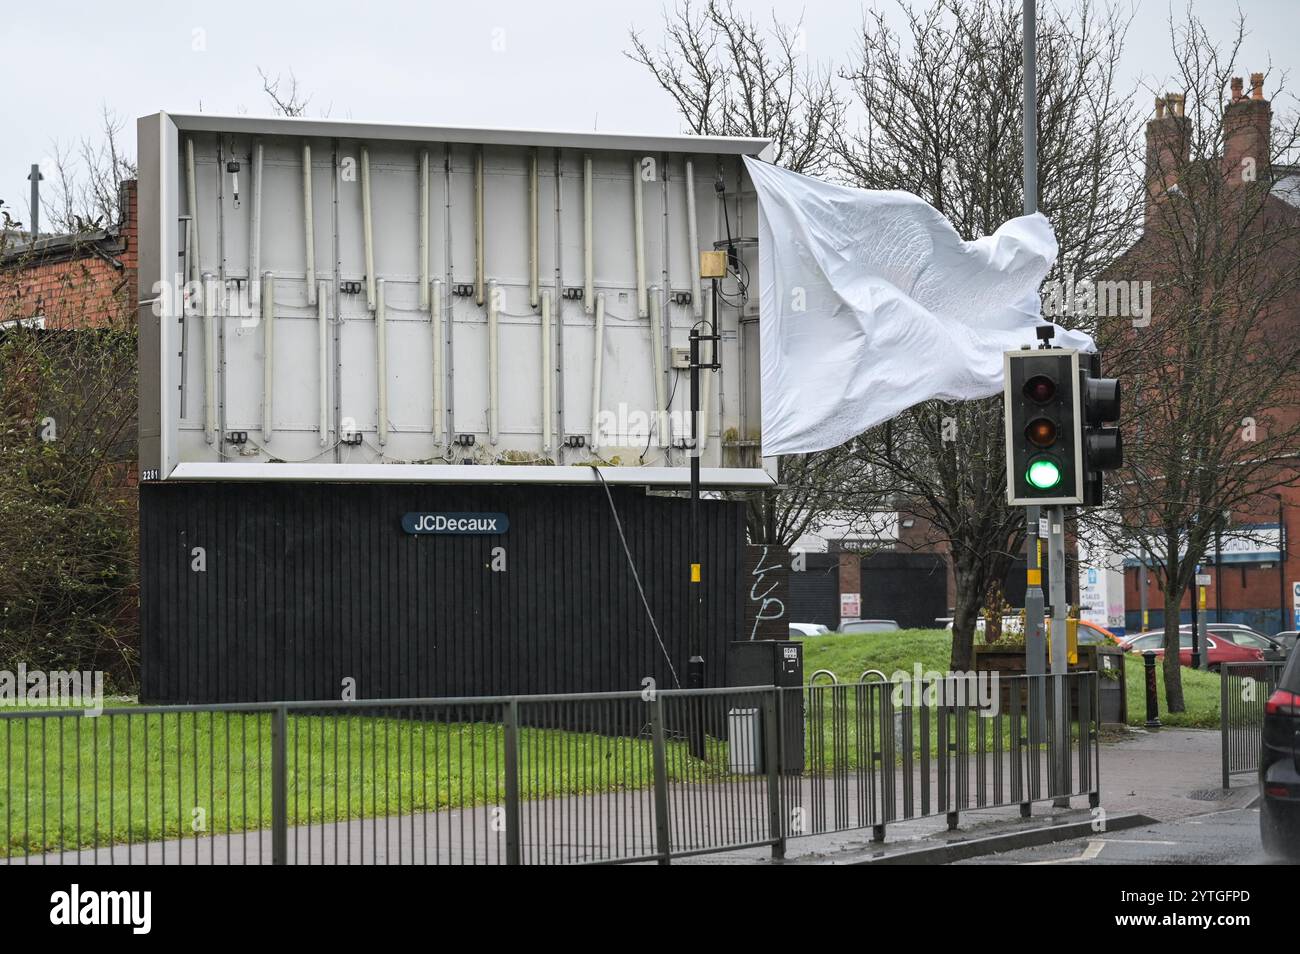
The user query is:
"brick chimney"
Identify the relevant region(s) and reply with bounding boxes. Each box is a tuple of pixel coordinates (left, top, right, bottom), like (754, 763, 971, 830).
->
(1224, 72, 1271, 185)
(1145, 93, 1190, 225)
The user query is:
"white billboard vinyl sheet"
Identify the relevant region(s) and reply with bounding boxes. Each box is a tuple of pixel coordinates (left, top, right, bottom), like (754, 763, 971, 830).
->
(745, 158, 1095, 456)
(136, 113, 773, 486)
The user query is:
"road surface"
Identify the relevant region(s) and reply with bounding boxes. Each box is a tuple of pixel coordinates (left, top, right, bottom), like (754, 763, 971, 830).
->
(957, 802, 1281, 865)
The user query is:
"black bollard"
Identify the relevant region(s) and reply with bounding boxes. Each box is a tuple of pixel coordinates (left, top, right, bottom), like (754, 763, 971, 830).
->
(1143, 650, 1161, 728)
(688, 654, 706, 759)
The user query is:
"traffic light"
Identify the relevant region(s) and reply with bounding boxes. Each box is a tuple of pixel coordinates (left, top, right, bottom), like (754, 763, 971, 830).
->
(1004, 349, 1084, 505)
(1079, 352, 1122, 506)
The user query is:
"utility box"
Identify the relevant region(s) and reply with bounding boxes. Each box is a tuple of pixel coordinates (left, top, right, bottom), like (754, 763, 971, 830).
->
(726, 640, 804, 772)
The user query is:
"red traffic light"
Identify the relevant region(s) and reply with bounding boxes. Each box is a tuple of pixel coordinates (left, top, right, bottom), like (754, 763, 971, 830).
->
(1023, 374, 1056, 403)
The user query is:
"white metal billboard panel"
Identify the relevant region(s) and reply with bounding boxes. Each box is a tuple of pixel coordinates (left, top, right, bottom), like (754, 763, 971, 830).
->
(138, 112, 770, 482)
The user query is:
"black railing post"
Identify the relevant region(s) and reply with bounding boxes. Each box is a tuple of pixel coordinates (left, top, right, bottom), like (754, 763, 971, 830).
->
(873, 681, 889, 842)
(650, 696, 672, 865)
(1089, 673, 1101, 809)
(504, 700, 522, 865)
(763, 690, 784, 860)
(1220, 666, 1231, 790)
(271, 705, 287, 866)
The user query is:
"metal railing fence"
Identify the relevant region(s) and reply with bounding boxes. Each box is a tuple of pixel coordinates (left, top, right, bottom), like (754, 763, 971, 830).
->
(1, 674, 1099, 864)
(1221, 661, 1287, 788)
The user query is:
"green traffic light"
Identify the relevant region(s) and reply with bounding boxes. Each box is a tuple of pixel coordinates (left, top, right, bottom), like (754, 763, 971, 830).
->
(1026, 458, 1062, 490)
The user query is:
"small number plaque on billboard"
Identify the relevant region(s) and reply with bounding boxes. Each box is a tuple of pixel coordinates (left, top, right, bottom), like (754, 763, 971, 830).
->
(402, 512, 509, 535)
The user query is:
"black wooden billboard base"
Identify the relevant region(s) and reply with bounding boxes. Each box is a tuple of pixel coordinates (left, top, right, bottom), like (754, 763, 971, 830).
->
(138, 479, 747, 705)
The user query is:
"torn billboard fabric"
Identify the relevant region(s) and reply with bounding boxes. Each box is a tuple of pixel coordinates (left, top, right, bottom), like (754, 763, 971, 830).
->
(744, 157, 1094, 456)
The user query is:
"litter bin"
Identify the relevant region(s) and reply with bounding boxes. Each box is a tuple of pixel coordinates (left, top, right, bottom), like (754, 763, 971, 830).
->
(726, 640, 805, 772)
(727, 708, 763, 774)
(1096, 646, 1127, 724)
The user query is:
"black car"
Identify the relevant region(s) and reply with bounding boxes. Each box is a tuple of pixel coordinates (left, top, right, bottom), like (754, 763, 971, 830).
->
(1261, 653, 1300, 858)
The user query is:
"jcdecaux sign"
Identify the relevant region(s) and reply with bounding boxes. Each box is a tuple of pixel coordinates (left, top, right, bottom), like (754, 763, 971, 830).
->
(402, 512, 509, 535)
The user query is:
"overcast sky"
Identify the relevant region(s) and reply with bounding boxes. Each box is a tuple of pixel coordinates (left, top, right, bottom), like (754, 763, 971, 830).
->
(4, 0, 1298, 229)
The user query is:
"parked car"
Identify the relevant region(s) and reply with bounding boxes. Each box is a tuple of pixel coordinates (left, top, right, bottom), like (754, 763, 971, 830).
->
(1260, 653, 1300, 859)
(937, 615, 1024, 635)
(1271, 631, 1300, 656)
(1123, 630, 1264, 670)
(1204, 624, 1287, 661)
(1074, 620, 1125, 646)
(788, 623, 831, 638)
(1116, 629, 1154, 650)
(1120, 624, 1284, 657)
(839, 618, 900, 634)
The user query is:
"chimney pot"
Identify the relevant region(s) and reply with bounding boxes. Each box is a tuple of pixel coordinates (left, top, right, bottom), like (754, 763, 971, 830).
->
(1155, 96, 1166, 119)
(1231, 76, 1244, 102)
(1250, 72, 1264, 100)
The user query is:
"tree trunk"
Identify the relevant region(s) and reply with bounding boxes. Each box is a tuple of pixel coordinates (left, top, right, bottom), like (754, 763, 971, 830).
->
(950, 556, 983, 670)
(1162, 589, 1186, 713)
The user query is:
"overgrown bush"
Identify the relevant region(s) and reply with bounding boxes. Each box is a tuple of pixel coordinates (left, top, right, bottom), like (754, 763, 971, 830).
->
(0, 317, 138, 690)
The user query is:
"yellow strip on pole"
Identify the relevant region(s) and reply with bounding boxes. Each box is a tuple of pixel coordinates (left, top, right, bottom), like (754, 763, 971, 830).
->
(690, 563, 701, 584)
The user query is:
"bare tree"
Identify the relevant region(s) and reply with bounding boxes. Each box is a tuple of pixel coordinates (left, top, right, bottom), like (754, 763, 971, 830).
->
(43, 105, 136, 234)
(630, 0, 858, 548)
(1094, 9, 1300, 711)
(745, 445, 862, 546)
(837, 0, 1141, 668)
(258, 67, 313, 117)
(628, 0, 846, 176)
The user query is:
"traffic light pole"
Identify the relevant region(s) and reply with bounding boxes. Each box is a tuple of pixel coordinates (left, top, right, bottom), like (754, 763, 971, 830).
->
(1020, 0, 1049, 816)
(1023, 510, 1045, 816)
(1047, 505, 1071, 805)
(685, 291, 711, 761)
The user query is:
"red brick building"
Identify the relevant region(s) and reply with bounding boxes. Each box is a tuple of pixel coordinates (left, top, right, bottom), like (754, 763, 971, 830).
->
(0, 178, 140, 485)
(0, 179, 137, 328)
(1117, 76, 1300, 634)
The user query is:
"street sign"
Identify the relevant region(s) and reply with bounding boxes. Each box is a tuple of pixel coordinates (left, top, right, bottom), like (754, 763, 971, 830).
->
(1195, 573, 1212, 587)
